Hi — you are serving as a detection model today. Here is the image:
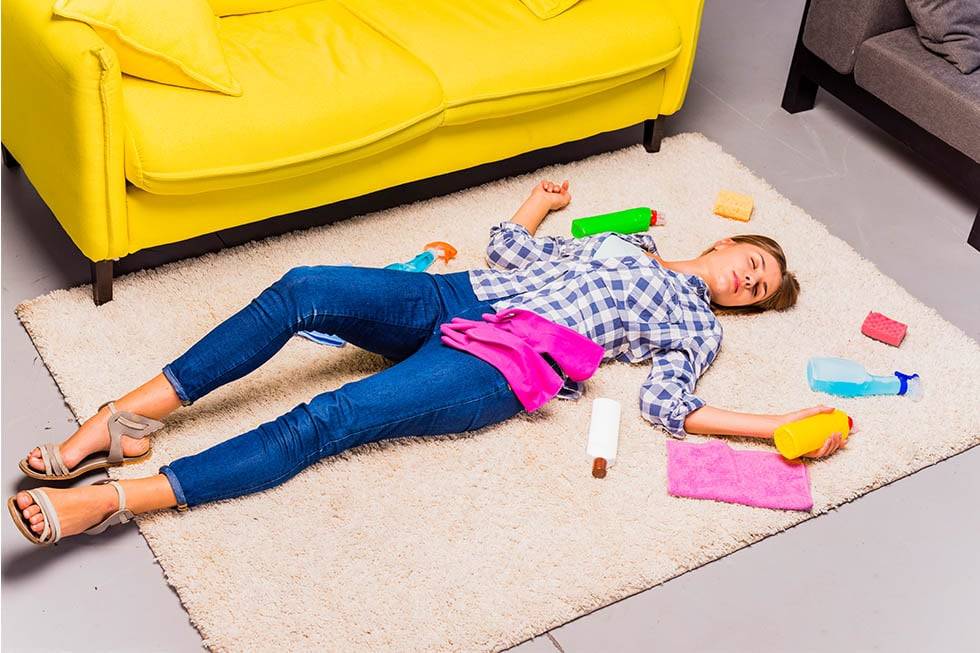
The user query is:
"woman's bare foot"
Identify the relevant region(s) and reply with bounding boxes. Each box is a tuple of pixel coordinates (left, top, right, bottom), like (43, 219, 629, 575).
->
(25, 404, 150, 474)
(13, 484, 121, 540)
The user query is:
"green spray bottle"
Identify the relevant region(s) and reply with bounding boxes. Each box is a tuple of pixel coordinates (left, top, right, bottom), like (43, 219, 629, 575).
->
(570, 207, 665, 238)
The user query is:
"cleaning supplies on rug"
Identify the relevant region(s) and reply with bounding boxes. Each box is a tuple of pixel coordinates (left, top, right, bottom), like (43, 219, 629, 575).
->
(807, 356, 923, 400)
(570, 207, 665, 237)
(586, 398, 621, 478)
(773, 409, 853, 460)
(384, 241, 457, 272)
(713, 189, 754, 221)
(861, 311, 908, 347)
(439, 308, 604, 412)
(298, 242, 457, 347)
(666, 439, 813, 511)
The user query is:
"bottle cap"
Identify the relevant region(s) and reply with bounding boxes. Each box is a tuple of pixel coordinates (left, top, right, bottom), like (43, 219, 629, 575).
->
(650, 209, 666, 226)
(592, 458, 607, 479)
(847, 416, 853, 430)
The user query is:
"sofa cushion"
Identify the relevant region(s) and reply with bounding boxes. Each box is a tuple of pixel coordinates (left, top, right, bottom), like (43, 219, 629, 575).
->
(854, 27, 980, 161)
(53, 0, 241, 96)
(121, 0, 445, 195)
(519, 0, 580, 20)
(338, 0, 682, 126)
(904, 0, 980, 74)
(207, 1, 318, 16)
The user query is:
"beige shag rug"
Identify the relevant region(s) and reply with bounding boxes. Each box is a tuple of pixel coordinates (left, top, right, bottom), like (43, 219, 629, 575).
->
(17, 134, 980, 652)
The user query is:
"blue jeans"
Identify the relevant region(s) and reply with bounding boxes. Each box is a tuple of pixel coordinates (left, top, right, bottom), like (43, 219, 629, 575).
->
(158, 265, 523, 509)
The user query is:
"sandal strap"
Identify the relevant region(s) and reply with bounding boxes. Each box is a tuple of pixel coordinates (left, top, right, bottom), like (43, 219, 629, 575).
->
(84, 479, 133, 535)
(103, 401, 165, 464)
(39, 443, 70, 477)
(26, 488, 62, 544)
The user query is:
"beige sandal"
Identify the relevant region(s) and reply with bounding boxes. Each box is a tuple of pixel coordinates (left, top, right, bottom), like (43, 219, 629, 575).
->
(19, 402, 164, 481)
(7, 479, 135, 546)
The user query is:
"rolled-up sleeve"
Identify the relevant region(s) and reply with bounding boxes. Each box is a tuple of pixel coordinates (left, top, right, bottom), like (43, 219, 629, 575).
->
(639, 336, 720, 439)
(485, 221, 578, 270)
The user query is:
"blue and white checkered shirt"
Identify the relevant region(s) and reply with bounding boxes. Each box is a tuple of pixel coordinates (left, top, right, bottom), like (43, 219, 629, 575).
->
(467, 221, 723, 439)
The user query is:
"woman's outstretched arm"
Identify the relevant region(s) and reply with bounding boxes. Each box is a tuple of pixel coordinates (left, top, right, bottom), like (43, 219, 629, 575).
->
(684, 404, 846, 458)
(509, 179, 570, 235)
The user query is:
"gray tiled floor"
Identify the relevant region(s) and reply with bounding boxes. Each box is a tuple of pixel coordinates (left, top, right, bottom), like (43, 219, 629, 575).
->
(3, 0, 978, 651)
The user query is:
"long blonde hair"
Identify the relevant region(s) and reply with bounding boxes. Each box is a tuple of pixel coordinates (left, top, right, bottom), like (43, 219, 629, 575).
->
(701, 235, 799, 315)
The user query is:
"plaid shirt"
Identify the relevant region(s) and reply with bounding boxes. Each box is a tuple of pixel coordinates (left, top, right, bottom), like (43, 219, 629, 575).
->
(467, 221, 723, 438)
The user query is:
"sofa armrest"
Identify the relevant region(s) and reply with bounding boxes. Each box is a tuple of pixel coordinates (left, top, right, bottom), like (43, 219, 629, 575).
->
(657, 0, 705, 115)
(2, 0, 128, 262)
(802, 0, 913, 75)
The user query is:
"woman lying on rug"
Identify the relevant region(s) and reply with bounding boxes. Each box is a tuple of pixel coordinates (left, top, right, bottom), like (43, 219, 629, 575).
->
(9, 179, 846, 546)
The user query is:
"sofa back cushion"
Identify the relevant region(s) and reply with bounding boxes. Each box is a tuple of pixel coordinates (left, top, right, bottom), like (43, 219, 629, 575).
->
(207, 0, 318, 15)
(518, 0, 581, 19)
(53, 0, 242, 95)
(905, 0, 980, 74)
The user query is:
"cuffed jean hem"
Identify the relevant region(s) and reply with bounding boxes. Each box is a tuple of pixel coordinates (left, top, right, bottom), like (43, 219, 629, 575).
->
(162, 364, 193, 407)
(159, 465, 190, 511)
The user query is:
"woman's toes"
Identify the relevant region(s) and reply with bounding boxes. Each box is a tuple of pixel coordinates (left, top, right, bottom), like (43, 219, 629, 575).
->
(29, 513, 45, 525)
(31, 520, 46, 533)
(15, 491, 34, 510)
(21, 504, 40, 519)
(27, 450, 46, 471)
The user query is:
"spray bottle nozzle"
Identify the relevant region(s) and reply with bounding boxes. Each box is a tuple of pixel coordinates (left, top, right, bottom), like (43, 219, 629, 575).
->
(424, 241, 458, 264)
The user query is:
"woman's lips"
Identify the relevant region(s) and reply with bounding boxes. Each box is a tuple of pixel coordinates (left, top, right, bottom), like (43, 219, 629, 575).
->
(732, 271, 740, 292)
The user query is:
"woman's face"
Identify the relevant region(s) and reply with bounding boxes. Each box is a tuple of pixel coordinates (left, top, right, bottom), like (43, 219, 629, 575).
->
(702, 239, 782, 307)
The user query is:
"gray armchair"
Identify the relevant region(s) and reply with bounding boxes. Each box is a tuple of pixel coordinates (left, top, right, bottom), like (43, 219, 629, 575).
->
(781, 0, 980, 251)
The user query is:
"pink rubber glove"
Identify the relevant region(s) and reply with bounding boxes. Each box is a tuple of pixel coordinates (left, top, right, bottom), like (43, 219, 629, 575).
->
(475, 308, 604, 381)
(439, 321, 564, 412)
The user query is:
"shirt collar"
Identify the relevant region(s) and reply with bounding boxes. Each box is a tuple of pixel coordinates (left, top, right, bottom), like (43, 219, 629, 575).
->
(646, 256, 713, 304)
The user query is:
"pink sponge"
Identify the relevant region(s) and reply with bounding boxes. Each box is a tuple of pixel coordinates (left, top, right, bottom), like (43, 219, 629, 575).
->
(861, 311, 907, 347)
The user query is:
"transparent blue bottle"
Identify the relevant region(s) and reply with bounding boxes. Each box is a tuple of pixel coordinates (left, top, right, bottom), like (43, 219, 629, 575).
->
(806, 357, 923, 400)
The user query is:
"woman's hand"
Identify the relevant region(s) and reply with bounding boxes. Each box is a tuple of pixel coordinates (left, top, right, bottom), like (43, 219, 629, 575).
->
(776, 405, 847, 459)
(530, 179, 571, 212)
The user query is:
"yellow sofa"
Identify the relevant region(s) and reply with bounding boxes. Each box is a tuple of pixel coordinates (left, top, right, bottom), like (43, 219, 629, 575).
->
(2, 0, 704, 303)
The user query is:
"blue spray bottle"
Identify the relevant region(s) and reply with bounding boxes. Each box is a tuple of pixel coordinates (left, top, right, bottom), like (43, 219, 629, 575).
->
(807, 357, 923, 401)
(296, 242, 458, 347)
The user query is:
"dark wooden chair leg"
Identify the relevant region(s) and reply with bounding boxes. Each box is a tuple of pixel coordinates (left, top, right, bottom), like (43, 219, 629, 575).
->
(643, 118, 666, 153)
(91, 260, 113, 305)
(969, 208, 980, 252)
(2, 144, 20, 169)
(781, 0, 819, 114)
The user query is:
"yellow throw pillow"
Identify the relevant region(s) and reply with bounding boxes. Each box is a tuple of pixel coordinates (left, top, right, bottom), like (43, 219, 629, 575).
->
(52, 0, 242, 96)
(207, 1, 317, 16)
(519, 0, 581, 19)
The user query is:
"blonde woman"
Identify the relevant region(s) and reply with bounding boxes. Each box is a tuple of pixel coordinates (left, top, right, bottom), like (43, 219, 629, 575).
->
(9, 179, 843, 546)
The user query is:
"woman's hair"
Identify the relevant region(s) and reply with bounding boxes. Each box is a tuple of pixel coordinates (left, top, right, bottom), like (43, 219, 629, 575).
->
(701, 235, 799, 314)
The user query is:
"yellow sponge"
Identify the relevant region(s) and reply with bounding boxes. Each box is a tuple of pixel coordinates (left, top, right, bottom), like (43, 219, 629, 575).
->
(713, 190, 754, 222)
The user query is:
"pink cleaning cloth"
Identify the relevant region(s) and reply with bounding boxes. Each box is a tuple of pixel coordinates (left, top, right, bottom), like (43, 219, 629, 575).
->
(666, 439, 813, 511)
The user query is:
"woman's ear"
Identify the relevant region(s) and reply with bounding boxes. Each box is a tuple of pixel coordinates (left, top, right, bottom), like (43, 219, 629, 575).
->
(709, 237, 737, 252)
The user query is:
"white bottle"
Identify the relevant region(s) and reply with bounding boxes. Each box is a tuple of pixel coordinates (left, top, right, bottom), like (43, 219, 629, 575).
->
(586, 398, 621, 478)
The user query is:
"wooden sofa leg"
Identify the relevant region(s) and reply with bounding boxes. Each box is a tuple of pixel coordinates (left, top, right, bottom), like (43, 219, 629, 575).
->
(643, 118, 665, 153)
(969, 208, 980, 252)
(781, 53, 818, 113)
(2, 144, 19, 169)
(781, 5, 818, 113)
(92, 260, 113, 305)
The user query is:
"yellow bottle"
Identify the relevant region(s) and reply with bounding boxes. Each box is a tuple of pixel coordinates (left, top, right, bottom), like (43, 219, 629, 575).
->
(773, 409, 853, 459)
